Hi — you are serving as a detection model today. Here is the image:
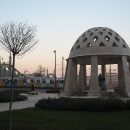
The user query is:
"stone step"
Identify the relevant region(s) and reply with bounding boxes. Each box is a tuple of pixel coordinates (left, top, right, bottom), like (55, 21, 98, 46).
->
(26, 91, 38, 95)
(72, 91, 88, 96)
(59, 92, 69, 97)
(101, 91, 120, 98)
(85, 87, 89, 90)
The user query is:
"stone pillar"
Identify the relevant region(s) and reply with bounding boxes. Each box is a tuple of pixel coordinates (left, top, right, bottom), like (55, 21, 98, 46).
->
(63, 58, 77, 95)
(118, 57, 124, 90)
(88, 56, 100, 97)
(128, 61, 130, 73)
(63, 59, 68, 89)
(118, 56, 130, 97)
(84, 65, 86, 87)
(77, 64, 86, 91)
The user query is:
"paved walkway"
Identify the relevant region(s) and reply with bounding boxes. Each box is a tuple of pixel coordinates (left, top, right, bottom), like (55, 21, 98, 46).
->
(0, 92, 59, 112)
(1, 91, 129, 112)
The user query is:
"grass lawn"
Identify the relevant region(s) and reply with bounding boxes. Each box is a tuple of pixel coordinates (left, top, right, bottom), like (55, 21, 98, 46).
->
(0, 108, 130, 130)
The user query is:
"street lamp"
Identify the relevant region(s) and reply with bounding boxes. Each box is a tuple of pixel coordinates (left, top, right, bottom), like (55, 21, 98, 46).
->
(0, 56, 3, 82)
(62, 56, 64, 78)
(109, 64, 111, 84)
(53, 50, 56, 87)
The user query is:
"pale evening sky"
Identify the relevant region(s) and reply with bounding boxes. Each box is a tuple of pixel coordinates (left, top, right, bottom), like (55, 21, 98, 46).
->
(0, 0, 130, 77)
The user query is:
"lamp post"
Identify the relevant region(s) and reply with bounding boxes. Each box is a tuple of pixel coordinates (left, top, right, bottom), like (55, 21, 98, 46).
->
(109, 64, 111, 84)
(0, 56, 3, 82)
(54, 50, 56, 87)
(62, 56, 64, 78)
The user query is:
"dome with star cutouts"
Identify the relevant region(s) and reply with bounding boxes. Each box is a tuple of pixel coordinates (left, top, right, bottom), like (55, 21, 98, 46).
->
(69, 27, 130, 58)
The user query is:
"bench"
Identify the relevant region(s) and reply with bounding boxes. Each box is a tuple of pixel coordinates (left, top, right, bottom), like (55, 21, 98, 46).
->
(26, 91, 38, 95)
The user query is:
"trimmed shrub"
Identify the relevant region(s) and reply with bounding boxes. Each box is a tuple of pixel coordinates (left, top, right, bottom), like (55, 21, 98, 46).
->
(0, 90, 28, 102)
(126, 99, 130, 110)
(46, 89, 60, 93)
(35, 98, 126, 111)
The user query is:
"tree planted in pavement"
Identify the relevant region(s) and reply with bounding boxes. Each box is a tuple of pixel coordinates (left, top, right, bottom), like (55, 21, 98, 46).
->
(0, 21, 38, 130)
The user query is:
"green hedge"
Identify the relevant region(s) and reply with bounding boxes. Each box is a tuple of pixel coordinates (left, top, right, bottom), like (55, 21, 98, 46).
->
(35, 98, 130, 111)
(127, 99, 130, 109)
(0, 90, 28, 102)
(46, 89, 60, 93)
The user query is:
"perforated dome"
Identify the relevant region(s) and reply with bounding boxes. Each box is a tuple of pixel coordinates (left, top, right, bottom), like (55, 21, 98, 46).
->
(69, 27, 130, 58)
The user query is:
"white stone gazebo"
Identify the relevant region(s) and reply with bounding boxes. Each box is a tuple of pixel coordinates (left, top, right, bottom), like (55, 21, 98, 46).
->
(62, 27, 130, 98)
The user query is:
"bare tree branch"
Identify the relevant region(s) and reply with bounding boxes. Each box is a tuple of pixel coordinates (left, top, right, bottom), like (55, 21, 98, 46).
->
(34, 64, 46, 77)
(0, 21, 38, 55)
(0, 21, 38, 130)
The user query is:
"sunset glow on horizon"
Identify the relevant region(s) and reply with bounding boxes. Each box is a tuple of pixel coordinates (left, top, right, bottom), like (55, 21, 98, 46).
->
(0, 0, 130, 77)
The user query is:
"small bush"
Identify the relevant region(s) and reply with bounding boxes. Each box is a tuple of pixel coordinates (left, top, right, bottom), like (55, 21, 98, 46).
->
(46, 89, 60, 93)
(35, 98, 127, 111)
(0, 90, 28, 102)
(126, 99, 130, 110)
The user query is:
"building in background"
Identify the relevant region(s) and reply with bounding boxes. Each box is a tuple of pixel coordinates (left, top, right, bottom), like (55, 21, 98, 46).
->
(105, 73, 118, 89)
(85, 73, 118, 90)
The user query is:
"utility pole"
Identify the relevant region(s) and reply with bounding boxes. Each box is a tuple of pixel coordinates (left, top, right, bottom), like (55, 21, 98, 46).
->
(0, 56, 3, 82)
(62, 56, 64, 78)
(9, 53, 12, 77)
(54, 50, 56, 87)
(47, 67, 49, 78)
(109, 64, 112, 84)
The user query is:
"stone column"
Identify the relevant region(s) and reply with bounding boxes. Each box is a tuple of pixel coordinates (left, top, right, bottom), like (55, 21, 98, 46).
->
(84, 65, 86, 87)
(118, 57, 124, 90)
(63, 59, 68, 89)
(88, 56, 100, 97)
(77, 64, 86, 91)
(63, 58, 77, 95)
(128, 61, 130, 73)
(118, 56, 130, 97)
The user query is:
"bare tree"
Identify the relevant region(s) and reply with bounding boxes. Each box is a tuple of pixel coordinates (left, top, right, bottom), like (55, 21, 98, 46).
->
(34, 64, 46, 76)
(0, 21, 38, 130)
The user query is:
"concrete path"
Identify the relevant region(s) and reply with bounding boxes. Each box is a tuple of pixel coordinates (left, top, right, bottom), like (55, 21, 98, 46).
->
(1, 91, 129, 112)
(0, 92, 59, 112)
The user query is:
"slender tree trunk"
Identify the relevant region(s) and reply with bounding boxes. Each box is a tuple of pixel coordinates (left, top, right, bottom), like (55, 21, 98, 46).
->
(9, 53, 15, 130)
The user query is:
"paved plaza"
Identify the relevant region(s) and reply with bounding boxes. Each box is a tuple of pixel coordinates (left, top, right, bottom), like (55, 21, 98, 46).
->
(0, 92, 59, 112)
